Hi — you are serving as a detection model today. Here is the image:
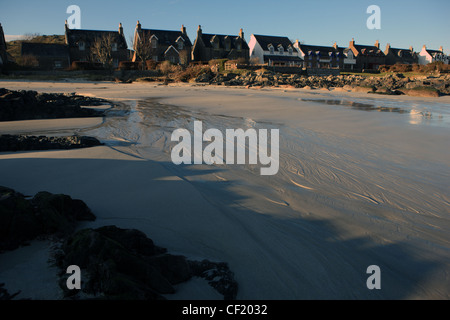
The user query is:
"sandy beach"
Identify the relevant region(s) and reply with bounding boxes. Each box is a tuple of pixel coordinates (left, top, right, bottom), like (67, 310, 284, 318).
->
(0, 80, 449, 300)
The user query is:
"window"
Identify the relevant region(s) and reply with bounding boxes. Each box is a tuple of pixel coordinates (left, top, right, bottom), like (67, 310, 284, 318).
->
(288, 47, 293, 55)
(152, 39, 157, 49)
(153, 56, 158, 62)
(54, 61, 62, 68)
(79, 41, 85, 51)
(269, 45, 274, 54)
(112, 43, 118, 52)
(279, 46, 284, 54)
(178, 41, 184, 50)
(236, 42, 241, 51)
(113, 59, 119, 68)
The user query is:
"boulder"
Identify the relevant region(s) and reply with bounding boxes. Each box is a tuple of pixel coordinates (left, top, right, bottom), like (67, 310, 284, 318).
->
(0, 187, 96, 252)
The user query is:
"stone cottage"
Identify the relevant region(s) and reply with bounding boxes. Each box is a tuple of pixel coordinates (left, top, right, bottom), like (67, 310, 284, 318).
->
(20, 42, 70, 70)
(65, 21, 128, 67)
(344, 39, 386, 71)
(384, 44, 418, 65)
(132, 21, 192, 65)
(192, 26, 249, 63)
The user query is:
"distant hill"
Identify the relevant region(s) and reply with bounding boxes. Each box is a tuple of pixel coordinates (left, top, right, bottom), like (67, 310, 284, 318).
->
(7, 34, 66, 62)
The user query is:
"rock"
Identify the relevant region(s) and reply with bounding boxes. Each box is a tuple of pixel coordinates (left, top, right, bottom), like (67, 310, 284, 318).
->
(352, 86, 375, 93)
(55, 225, 239, 300)
(0, 88, 108, 122)
(0, 283, 21, 300)
(190, 260, 238, 300)
(0, 135, 102, 152)
(57, 226, 186, 299)
(399, 88, 441, 98)
(0, 187, 40, 252)
(0, 187, 96, 252)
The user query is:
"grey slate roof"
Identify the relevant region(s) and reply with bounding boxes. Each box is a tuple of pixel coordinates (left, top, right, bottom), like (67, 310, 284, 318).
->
(66, 29, 127, 49)
(298, 44, 343, 57)
(140, 29, 192, 47)
(201, 33, 248, 50)
(253, 35, 294, 50)
(353, 44, 384, 56)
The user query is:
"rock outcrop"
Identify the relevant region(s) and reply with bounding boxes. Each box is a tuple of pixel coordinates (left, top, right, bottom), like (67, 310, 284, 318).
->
(54, 226, 239, 300)
(0, 88, 109, 121)
(0, 135, 102, 152)
(0, 187, 96, 252)
(193, 70, 450, 97)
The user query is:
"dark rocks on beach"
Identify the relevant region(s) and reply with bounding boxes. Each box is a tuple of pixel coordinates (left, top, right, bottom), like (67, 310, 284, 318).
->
(0, 283, 21, 300)
(0, 88, 108, 121)
(195, 70, 450, 96)
(0, 134, 103, 152)
(0, 186, 95, 252)
(54, 225, 238, 300)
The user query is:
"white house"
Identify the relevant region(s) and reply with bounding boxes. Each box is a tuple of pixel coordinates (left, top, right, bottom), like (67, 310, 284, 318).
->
(248, 34, 303, 67)
(418, 46, 448, 65)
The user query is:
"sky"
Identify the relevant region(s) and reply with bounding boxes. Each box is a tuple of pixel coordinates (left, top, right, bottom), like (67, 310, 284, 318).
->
(1, 0, 449, 53)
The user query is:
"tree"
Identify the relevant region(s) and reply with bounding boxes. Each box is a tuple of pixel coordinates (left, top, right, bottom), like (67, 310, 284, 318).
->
(90, 33, 115, 69)
(132, 32, 152, 70)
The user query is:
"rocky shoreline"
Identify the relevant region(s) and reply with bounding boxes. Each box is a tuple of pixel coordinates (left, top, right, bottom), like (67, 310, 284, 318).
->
(0, 135, 102, 152)
(0, 88, 108, 121)
(0, 187, 238, 300)
(193, 70, 450, 97)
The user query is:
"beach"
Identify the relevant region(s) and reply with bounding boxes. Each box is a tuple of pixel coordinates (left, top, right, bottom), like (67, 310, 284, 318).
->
(0, 80, 449, 300)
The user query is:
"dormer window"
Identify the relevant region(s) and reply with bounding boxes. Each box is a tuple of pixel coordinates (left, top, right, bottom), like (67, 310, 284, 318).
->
(269, 45, 274, 55)
(150, 35, 158, 49)
(79, 41, 85, 51)
(112, 43, 118, 52)
(278, 46, 284, 54)
(176, 36, 185, 50)
(236, 41, 241, 51)
(288, 47, 293, 55)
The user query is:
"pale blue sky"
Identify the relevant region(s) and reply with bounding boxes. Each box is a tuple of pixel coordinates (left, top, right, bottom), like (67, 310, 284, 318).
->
(1, 0, 449, 52)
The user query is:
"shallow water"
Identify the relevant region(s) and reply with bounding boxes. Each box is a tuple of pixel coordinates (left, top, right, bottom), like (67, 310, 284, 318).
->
(301, 97, 450, 128)
(81, 92, 450, 299)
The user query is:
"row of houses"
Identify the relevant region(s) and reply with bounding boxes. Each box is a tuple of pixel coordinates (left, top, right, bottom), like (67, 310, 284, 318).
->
(0, 21, 448, 72)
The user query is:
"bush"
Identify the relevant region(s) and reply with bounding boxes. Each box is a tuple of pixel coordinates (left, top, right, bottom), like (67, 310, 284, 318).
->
(157, 60, 182, 75)
(209, 59, 228, 72)
(172, 65, 212, 82)
(118, 61, 141, 70)
(70, 61, 104, 70)
(146, 60, 158, 70)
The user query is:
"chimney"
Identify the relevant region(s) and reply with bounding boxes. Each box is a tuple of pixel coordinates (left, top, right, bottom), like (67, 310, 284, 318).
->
(333, 42, 338, 50)
(197, 25, 202, 37)
(119, 23, 123, 36)
(239, 28, 244, 39)
(181, 24, 186, 35)
(375, 40, 380, 49)
(136, 20, 141, 31)
(350, 38, 355, 47)
(423, 45, 427, 50)
(65, 19, 69, 30)
(439, 46, 444, 52)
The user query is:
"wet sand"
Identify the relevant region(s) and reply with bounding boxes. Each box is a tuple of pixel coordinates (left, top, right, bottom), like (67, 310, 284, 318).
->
(0, 80, 449, 299)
